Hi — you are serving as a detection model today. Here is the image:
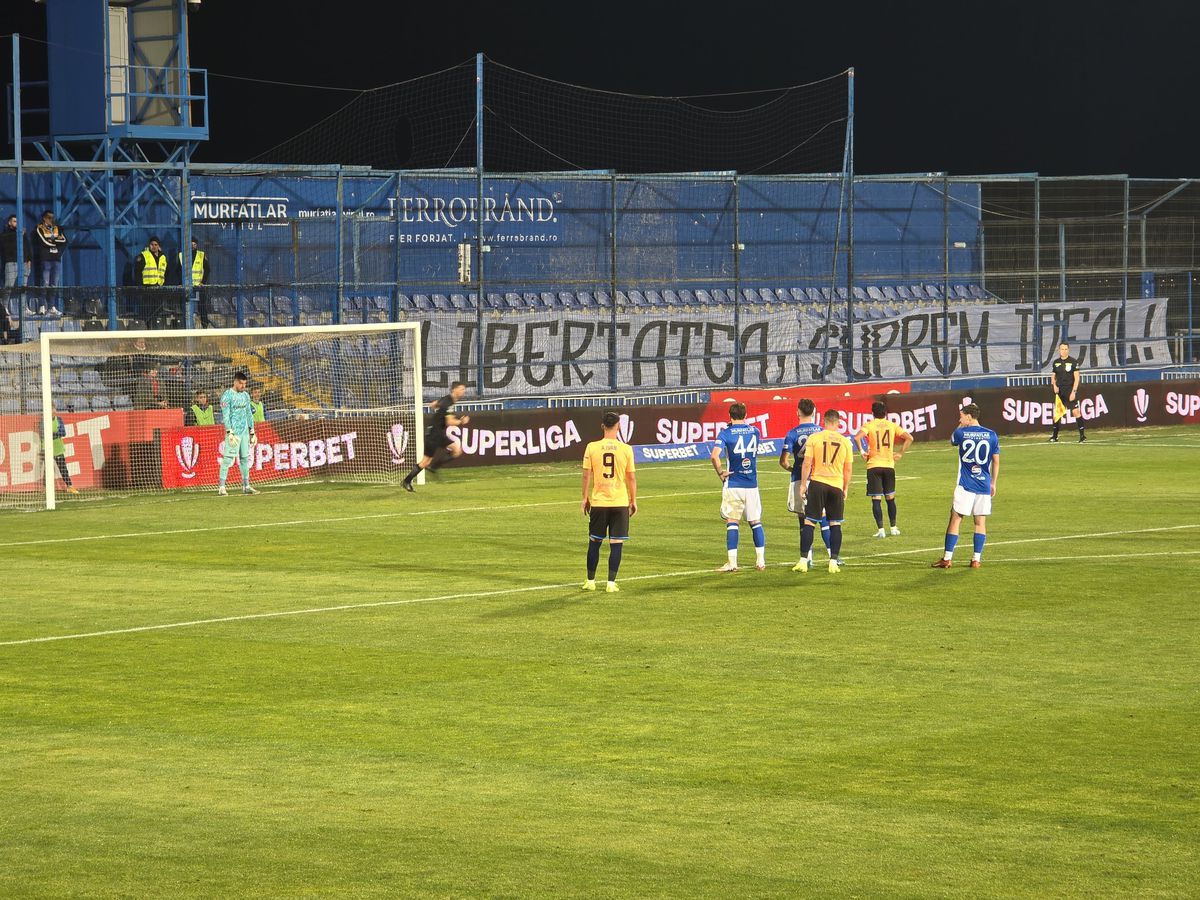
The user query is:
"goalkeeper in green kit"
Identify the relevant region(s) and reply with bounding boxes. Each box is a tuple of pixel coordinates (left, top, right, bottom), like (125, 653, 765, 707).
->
(218, 371, 258, 496)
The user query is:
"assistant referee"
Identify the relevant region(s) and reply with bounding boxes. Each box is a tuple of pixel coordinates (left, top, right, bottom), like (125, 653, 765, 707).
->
(1049, 342, 1086, 443)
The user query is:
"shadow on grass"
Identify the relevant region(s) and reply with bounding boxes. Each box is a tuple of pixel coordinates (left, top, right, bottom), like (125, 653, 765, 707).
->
(475, 591, 597, 620)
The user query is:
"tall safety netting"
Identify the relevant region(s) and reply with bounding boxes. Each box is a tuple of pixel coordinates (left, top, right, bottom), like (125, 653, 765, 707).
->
(1, 324, 423, 511)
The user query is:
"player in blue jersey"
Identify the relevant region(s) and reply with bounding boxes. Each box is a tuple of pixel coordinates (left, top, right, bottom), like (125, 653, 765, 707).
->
(218, 371, 258, 496)
(932, 402, 1000, 569)
(778, 397, 832, 570)
(710, 402, 766, 572)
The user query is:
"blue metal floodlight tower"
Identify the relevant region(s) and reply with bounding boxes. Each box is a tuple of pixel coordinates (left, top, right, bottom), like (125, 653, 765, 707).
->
(10, 0, 208, 325)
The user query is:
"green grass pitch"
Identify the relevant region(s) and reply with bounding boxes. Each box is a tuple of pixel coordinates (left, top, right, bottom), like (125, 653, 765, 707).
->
(2, 426, 1198, 897)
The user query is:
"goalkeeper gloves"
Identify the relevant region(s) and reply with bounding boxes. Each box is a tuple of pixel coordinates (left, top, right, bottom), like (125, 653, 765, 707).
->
(250, 431, 258, 446)
(225, 431, 239, 450)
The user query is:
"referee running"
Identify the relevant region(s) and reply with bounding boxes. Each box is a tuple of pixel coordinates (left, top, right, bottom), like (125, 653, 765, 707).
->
(1049, 342, 1086, 443)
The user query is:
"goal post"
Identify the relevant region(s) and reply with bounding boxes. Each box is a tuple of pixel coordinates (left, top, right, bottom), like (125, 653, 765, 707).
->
(19, 322, 424, 511)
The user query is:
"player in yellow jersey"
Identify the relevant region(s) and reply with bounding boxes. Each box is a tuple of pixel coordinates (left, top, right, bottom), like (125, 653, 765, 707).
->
(797, 409, 853, 574)
(853, 400, 913, 538)
(581, 411, 637, 593)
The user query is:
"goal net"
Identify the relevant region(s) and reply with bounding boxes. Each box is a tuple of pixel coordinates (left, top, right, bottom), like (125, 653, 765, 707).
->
(1, 323, 423, 511)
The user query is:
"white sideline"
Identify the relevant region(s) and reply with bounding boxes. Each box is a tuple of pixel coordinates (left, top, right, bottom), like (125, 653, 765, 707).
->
(3, 523, 1198, 647)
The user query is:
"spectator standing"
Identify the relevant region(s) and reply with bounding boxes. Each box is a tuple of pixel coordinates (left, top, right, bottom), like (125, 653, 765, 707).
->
(2, 214, 32, 288)
(33, 211, 67, 314)
(50, 407, 80, 495)
(249, 384, 266, 424)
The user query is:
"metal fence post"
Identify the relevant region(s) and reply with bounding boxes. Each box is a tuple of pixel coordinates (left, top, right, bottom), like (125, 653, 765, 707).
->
(1120, 176, 1130, 366)
(1033, 177, 1041, 368)
(732, 176, 742, 386)
(335, 169, 345, 321)
(475, 53, 486, 396)
(1058, 222, 1066, 301)
(610, 175, 618, 392)
(393, 172, 402, 321)
(942, 175, 951, 375)
(846, 68, 855, 381)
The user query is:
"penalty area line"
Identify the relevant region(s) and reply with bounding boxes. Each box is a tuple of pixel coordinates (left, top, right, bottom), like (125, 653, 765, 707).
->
(0, 488, 723, 550)
(0, 563, 733, 647)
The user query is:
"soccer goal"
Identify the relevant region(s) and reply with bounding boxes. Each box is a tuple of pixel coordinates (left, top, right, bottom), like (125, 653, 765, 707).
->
(0, 323, 424, 511)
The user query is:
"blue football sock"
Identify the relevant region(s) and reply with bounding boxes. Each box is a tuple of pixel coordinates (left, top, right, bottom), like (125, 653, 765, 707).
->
(751, 522, 765, 549)
(607, 542, 624, 581)
(726, 523, 739, 551)
(829, 524, 842, 560)
(819, 518, 831, 549)
(944, 533, 959, 556)
(586, 539, 601, 579)
(973, 532, 987, 558)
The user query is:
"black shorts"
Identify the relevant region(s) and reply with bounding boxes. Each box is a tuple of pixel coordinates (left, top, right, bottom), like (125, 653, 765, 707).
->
(866, 467, 896, 497)
(589, 505, 630, 541)
(425, 428, 454, 452)
(804, 481, 845, 524)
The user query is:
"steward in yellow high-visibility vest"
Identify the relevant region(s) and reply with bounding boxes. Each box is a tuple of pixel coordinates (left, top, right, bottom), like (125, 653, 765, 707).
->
(180, 238, 213, 328)
(179, 244, 208, 286)
(138, 237, 167, 286)
(187, 390, 216, 427)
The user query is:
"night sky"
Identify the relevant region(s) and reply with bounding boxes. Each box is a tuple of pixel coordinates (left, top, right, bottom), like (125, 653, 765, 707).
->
(5, 0, 1198, 176)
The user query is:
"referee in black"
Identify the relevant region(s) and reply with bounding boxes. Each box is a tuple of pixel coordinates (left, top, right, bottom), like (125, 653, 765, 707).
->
(402, 381, 470, 491)
(1049, 342, 1086, 443)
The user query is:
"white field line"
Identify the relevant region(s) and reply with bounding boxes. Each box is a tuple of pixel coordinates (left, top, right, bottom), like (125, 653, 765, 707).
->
(0, 488, 738, 549)
(3, 524, 1198, 648)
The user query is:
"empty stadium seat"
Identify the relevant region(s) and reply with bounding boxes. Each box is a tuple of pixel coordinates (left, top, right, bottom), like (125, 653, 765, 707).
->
(90, 395, 113, 411)
(540, 292, 558, 309)
(451, 293, 473, 311)
(431, 294, 453, 311)
(413, 294, 433, 311)
(594, 291, 612, 309)
(644, 291, 667, 308)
